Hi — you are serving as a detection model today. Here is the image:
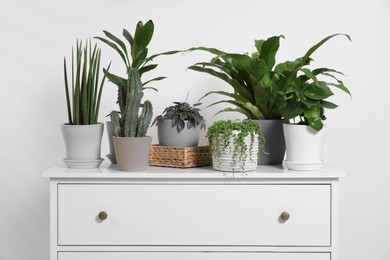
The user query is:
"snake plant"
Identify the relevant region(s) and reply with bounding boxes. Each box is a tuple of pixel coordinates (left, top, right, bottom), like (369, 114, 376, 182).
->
(95, 20, 179, 137)
(63, 40, 109, 125)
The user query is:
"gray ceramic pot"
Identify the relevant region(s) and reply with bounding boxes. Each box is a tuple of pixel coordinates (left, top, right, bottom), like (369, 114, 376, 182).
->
(157, 120, 200, 147)
(113, 136, 152, 171)
(106, 121, 117, 164)
(253, 119, 285, 165)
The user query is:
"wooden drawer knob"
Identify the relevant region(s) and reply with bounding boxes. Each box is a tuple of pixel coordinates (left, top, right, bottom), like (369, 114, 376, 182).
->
(280, 211, 290, 221)
(98, 211, 108, 221)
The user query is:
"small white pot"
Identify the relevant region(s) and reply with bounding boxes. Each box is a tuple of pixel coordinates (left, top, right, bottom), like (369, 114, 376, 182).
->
(61, 123, 104, 168)
(283, 124, 326, 171)
(211, 132, 258, 172)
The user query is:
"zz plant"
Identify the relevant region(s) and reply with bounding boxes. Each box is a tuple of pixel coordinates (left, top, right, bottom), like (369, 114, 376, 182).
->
(63, 40, 109, 125)
(277, 34, 352, 131)
(187, 35, 286, 120)
(95, 20, 178, 137)
(152, 102, 206, 132)
(207, 120, 265, 171)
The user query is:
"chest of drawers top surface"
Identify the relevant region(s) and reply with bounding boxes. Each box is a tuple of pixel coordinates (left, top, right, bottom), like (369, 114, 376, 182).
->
(43, 163, 344, 179)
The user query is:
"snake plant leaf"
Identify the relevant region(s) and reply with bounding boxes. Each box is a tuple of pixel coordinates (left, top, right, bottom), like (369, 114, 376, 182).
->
(123, 29, 134, 47)
(103, 30, 128, 58)
(94, 62, 110, 123)
(95, 36, 128, 67)
(141, 76, 166, 86)
(302, 33, 351, 63)
(259, 35, 284, 70)
(63, 58, 72, 124)
(188, 65, 253, 103)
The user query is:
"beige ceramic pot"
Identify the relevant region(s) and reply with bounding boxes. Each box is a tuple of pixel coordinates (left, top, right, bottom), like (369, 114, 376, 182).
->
(113, 136, 152, 171)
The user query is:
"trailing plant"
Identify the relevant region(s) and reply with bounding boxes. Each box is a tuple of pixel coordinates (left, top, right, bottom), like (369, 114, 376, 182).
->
(63, 40, 109, 125)
(207, 120, 265, 170)
(187, 35, 287, 120)
(95, 20, 179, 137)
(152, 101, 206, 132)
(277, 34, 352, 131)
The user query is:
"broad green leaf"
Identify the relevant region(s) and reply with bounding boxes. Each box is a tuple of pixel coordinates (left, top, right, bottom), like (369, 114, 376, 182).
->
(324, 82, 351, 96)
(259, 35, 284, 69)
(122, 29, 134, 47)
(95, 36, 128, 67)
(139, 64, 158, 76)
(281, 101, 304, 119)
(254, 39, 265, 54)
(188, 65, 253, 103)
(103, 69, 127, 86)
(302, 33, 351, 63)
(304, 83, 334, 100)
(214, 107, 252, 118)
(103, 30, 128, 58)
(206, 100, 255, 118)
(198, 90, 250, 105)
(321, 100, 338, 109)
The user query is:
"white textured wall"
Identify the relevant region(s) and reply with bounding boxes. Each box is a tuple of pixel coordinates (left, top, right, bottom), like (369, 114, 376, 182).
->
(0, 0, 389, 259)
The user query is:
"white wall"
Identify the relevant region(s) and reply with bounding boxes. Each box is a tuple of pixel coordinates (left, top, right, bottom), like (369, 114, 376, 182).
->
(0, 0, 389, 259)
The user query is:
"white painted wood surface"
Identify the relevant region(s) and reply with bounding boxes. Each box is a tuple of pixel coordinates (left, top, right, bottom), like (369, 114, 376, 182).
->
(44, 164, 342, 260)
(58, 252, 330, 260)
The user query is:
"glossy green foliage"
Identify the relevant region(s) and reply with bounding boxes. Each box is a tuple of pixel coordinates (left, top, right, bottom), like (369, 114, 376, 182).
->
(187, 35, 286, 120)
(96, 20, 179, 137)
(152, 102, 206, 133)
(63, 40, 109, 125)
(277, 34, 352, 131)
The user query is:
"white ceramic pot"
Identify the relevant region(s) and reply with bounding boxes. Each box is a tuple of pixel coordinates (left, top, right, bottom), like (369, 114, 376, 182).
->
(211, 133, 258, 172)
(157, 120, 201, 147)
(283, 124, 327, 171)
(61, 123, 104, 168)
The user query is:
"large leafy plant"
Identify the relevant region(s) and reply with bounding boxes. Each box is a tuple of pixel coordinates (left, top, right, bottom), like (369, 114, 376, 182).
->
(187, 35, 286, 120)
(63, 40, 109, 125)
(95, 20, 178, 137)
(277, 34, 352, 131)
(152, 102, 206, 132)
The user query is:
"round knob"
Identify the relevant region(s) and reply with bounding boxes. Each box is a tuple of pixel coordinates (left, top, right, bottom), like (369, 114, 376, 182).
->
(98, 211, 108, 221)
(280, 211, 290, 221)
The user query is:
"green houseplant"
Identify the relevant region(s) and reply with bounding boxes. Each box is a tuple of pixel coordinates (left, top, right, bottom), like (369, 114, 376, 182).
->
(61, 40, 109, 168)
(95, 20, 178, 171)
(152, 101, 206, 147)
(277, 33, 352, 170)
(207, 120, 265, 172)
(187, 35, 287, 165)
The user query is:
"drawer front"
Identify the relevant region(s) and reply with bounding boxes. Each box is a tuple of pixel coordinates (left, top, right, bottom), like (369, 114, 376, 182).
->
(58, 252, 330, 260)
(58, 184, 330, 246)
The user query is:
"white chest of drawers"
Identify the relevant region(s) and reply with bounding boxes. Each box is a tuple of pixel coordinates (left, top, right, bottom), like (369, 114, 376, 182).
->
(43, 164, 344, 260)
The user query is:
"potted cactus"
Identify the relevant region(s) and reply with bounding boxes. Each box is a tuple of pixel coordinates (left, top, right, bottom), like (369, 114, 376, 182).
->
(152, 101, 205, 147)
(187, 35, 287, 165)
(61, 40, 109, 168)
(96, 20, 178, 171)
(278, 34, 352, 170)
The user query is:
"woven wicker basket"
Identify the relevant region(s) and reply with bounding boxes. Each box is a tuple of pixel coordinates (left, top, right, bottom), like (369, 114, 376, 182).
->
(149, 145, 212, 168)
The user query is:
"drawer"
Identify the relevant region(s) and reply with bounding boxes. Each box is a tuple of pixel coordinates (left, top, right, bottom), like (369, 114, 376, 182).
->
(58, 252, 330, 260)
(58, 184, 330, 246)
